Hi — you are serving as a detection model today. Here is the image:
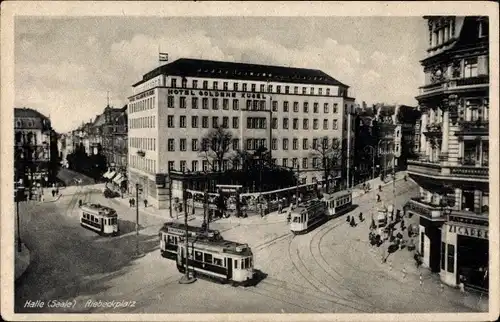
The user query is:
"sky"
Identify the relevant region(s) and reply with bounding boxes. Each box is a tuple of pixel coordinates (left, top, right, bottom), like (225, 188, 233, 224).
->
(14, 16, 428, 133)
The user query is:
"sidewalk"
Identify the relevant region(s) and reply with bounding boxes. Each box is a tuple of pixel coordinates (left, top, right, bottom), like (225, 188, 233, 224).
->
(15, 242, 31, 280)
(350, 171, 407, 199)
(353, 182, 489, 312)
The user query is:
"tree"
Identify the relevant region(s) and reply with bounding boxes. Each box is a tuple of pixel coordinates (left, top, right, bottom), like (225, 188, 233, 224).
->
(309, 136, 342, 192)
(199, 126, 234, 173)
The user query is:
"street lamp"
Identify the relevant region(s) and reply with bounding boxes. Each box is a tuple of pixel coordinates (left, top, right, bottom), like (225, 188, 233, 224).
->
(179, 187, 196, 284)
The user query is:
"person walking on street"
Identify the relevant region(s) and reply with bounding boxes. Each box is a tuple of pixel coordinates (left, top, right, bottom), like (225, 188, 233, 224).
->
(378, 185, 382, 192)
(287, 211, 291, 223)
(346, 215, 351, 223)
(131, 198, 135, 207)
(350, 216, 356, 227)
(144, 199, 148, 208)
(377, 194, 381, 202)
(359, 212, 363, 222)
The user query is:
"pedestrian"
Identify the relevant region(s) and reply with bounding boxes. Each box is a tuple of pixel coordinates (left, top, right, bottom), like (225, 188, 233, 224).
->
(378, 185, 382, 192)
(346, 215, 350, 223)
(78, 199, 82, 207)
(404, 175, 407, 182)
(400, 219, 405, 231)
(51, 189, 55, 197)
(402, 267, 407, 279)
(278, 201, 282, 214)
(144, 199, 148, 208)
(377, 194, 381, 202)
(287, 211, 291, 223)
(350, 216, 356, 227)
(359, 212, 363, 222)
(131, 198, 135, 207)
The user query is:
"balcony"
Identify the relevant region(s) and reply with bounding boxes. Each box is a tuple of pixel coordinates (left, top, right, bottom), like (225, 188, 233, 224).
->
(424, 123, 442, 136)
(417, 75, 489, 99)
(456, 119, 488, 135)
(407, 159, 488, 182)
(406, 197, 446, 222)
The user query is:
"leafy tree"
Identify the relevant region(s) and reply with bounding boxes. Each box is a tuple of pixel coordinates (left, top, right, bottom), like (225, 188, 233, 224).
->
(309, 136, 342, 192)
(199, 126, 234, 173)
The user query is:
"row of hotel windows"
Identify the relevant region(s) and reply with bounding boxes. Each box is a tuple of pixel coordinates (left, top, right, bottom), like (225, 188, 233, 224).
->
(167, 115, 339, 130)
(130, 137, 156, 151)
(163, 137, 334, 152)
(167, 157, 324, 173)
(167, 96, 339, 114)
(130, 154, 156, 174)
(171, 78, 337, 96)
(130, 97, 155, 114)
(130, 116, 156, 129)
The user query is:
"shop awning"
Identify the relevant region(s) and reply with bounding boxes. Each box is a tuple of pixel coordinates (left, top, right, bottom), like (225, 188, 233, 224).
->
(103, 170, 112, 178)
(113, 174, 123, 184)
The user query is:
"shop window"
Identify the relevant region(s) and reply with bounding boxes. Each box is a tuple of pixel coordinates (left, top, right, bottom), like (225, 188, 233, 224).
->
(447, 244, 455, 273)
(441, 242, 446, 270)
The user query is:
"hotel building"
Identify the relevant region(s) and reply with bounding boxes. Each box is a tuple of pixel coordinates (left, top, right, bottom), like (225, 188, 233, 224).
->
(407, 16, 489, 292)
(127, 58, 355, 209)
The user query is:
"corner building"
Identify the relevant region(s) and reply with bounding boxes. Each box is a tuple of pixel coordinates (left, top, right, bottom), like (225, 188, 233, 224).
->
(407, 16, 489, 292)
(127, 58, 355, 209)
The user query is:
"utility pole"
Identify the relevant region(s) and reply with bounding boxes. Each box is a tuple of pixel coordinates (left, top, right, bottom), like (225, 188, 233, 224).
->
(135, 183, 140, 255)
(347, 110, 351, 189)
(296, 165, 300, 206)
(203, 189, 208, 231)
(179, 185, 196, 284)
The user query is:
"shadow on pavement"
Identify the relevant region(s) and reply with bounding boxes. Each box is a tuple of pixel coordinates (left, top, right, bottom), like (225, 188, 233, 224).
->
(247, 269, 268, 287)
(15, 226, 160, 313)
(117, 219, 144, 235)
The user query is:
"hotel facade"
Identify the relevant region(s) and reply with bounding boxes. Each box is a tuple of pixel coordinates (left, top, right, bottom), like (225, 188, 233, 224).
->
(127, 58, 355, 209)
(407, 16, 489, 292)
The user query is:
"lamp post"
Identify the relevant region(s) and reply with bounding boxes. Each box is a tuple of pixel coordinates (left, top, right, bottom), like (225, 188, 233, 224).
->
(135, 183, 140, 255)
(179, 186, 196, 284)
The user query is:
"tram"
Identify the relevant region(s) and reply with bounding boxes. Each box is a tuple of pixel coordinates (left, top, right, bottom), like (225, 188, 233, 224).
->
(289, 199, 328, 234)
(323, 190, 353, 217)
(159, 222, 222, 260)
(177, 236, 255, 286)
(80, 203, 119, 236)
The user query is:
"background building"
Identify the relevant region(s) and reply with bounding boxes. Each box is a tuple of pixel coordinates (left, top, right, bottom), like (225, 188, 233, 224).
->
(128, 58, 355, 209)
(14, 107, 59, 198)
(407, 16, 489, 292)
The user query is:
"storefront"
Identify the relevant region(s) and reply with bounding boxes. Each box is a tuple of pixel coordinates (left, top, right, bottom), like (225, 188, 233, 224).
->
(440, 215, 489, 291)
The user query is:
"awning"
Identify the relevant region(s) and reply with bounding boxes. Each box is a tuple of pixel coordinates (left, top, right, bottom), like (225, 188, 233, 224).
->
(103, 170, 112, 178)
(113, 174, 123, 184)
(108, 171, 117, 180)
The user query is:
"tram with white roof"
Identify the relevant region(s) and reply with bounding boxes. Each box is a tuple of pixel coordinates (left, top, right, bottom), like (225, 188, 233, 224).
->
(289, 199, 328, 234)
(177, 235, 255, 286)
(80, 203, 119, 236)
(159, 222, 222, 259)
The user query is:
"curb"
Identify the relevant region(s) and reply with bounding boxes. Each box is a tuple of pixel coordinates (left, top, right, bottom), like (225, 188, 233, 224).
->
(15, 243, 32, 281)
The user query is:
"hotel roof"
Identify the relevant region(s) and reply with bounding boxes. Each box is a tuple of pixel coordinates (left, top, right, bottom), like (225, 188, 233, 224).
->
(14, 107, 50, 120)
(133, 58, 349, 88)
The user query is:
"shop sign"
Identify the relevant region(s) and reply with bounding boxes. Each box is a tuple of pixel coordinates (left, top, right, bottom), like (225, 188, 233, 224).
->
(167, 89, 268, 99)
(448, 224, 488, 240)
(129, 89, 155, 102)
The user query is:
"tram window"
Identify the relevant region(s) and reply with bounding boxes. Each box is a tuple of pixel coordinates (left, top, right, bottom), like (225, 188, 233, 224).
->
(224, 258, 227, 267)
(249, 257, 253, 267)
(213, 257, 223, 266)
(234, 259, 238, 269)
(204, 253, 213, 263)
(195, 251, 203, 261)
(244, 258, 250, 268)
(293, 216, 299, 223)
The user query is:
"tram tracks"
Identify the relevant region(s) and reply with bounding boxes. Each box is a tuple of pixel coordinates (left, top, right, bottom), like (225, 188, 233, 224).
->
(286, 230, 370, 313)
